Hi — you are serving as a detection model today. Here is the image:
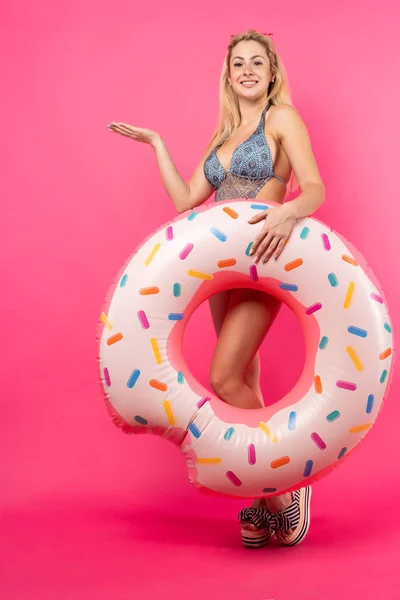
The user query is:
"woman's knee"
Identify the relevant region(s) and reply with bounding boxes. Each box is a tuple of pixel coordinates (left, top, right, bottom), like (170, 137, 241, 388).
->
(209, 366, 242, 399)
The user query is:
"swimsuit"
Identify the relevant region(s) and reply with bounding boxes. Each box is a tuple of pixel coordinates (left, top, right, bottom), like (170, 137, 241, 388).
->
(203, 102, 287, 201)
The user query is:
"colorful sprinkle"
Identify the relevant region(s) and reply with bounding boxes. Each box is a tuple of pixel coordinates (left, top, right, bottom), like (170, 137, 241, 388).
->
(150, 338, 162, 364)
(139, 287, 160, 295)
(168, 313, 184, 321)
(210, 227, 227, 242)
(248, 444, 256, 465)
(336, 380, 357, 391)
(314, 375, 323, 393)
(350, 424, 371, 433)
(370, 292, 383, 304)
(145, 243, 161, 266)
(163, 400, 175, 425)
(189, 423, 201, 438)
(280, 283, 299, 291)
(384, 322, 392, 333)
(218, 258, 237, 268)
(319, 336, 329, 350)
(149, 379, 168, 392)
(304, 460, 313, 477)
(300, 227, 310, 240)
(224, 427, 235, 441)
(379, 348, 392, 360)
(197, 396, 210, 409)
(380, 370, 388, 384)
(366, 394, 374, 414)
(306, 303, 322, 315)
(250, 203, 269, 210)
(127, 369, 140, 388)
(107, 333, 123, 345)
(343, 281, 355, 308)
(342, 255, 358, 266)
(188, 270, 213, 280)
(177, 371, 184, 384)
(226, 471, 242, 486)
(187, 211, 198, 221)
(223, 207, 238, 219)
(321, 233, 331, 251)
(249, 264, 258, 282)
(284, 258, 303, 271)
(134, 415, 147, 425)
(348, 326, 367, 338)
(288, 411, 297, 430)
(263, 487, 278, 493)
(328, 273, 338, 287)
(346, 346, 364, 372)
(259, 422, 278, 443)
(311, 432, 326, 449)
(179, 243, 194, 260)
(166, 226, 173, 241)
(173, 283, 181, 297)
(271, 456, 290, 469)
(245, 242, 253, 256)
(103, 367, 111, 387)
(338, 447, 347, 459)
(120, 274, 128, 287)
(197, 457, 222, 464)
(101, 312, 112, 331)
(137, 310, 149, 329)
(327, 410, 340, 422)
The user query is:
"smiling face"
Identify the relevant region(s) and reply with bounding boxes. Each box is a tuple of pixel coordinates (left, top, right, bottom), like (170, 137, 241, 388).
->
(228, 40, 273, 100)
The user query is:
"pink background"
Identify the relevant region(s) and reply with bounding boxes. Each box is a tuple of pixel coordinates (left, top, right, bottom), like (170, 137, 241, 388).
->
(1, 0, 399, 598)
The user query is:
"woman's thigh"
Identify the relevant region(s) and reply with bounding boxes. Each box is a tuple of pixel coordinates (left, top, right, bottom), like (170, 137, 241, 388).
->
(208, 290, 233, 337)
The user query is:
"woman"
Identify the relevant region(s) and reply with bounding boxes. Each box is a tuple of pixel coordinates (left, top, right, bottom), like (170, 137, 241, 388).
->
(108, 29, 325, 548)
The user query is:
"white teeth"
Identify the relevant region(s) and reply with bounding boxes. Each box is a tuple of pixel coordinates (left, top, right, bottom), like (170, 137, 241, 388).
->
(241, 81, 257, 86)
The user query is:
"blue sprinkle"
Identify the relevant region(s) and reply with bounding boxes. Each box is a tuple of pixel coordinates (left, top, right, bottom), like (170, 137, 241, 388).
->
(120, 274, 128, 287)
(189, 423, 201, 438)
(177, 371, 184, 384)
(173, 283, 181, 297)
(187, 211, 198, 221)
(300, 227, 310, 240)
(280, 283, 299, 292)
(348, 326, 368, 338)
(380, 370, 388, 384)
(134, 415, 148, 425)
(250, 204, 269, 210)
(210, 227, 227, 242)
(304, 460, 313, 477)
(319, 336, 329, 350)
(245, 242, 253, 256)
(224, 427, 235, 441)
(288, 411, 297, 430)
(168, 313, 184, 321)
(327, 410, 340, 422)
(366, 394, 374, 414)
(263, 487, 277, 493)
(127, 369, 140, 388)
(384, 322, 392, 333)
(328, 273, 338, 287)
(338, 447, 347, 459)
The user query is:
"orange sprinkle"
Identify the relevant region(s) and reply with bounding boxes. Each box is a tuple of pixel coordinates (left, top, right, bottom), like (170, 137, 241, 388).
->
(284, 258, 303, 271)
(314, 375, 323, 394)
(379, 348, 392, 360)
(343, 281, 355, 309)
(223, 207, 238, 219)
(106, 333, 123, 345)
(139, 287, 160, 295)
(271, 456, 290, 469)
(101, 312, 112, 331)
(217, 258, 237, 268)
(342, 254, 358, 266)
(149, 379, 168, 392)
(196, 457, 222, 464)
(349, 424, 371, 434)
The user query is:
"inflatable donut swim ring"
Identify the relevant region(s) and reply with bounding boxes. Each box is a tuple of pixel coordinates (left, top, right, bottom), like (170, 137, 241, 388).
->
(97, 200, 394, 498)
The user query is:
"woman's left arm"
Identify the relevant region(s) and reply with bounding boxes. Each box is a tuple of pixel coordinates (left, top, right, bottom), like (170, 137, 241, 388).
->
(249, 104, 325, 263)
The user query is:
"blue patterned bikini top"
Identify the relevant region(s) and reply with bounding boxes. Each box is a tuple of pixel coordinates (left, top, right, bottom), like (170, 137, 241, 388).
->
(203, 103, 287, 201)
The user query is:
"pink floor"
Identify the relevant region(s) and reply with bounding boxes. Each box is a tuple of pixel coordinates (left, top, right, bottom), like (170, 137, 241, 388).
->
(1, 487, 399, 600)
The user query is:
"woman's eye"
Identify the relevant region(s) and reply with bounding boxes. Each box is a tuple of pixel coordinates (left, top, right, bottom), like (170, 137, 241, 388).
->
(233, 61, 263, 67)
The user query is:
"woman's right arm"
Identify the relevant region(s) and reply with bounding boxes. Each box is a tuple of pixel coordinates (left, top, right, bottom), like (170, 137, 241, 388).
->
(152, 135, 215, 213)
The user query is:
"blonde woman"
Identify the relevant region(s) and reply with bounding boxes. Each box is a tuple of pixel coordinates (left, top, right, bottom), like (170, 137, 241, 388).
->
(108, 29, 325, 548)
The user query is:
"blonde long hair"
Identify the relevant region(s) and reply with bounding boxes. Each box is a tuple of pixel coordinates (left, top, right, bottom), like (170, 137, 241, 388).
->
(206, 29, 299, 196)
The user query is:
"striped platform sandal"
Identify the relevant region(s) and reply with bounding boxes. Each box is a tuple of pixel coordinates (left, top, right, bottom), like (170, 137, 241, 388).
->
(238, 499, 274, 548)
(274, 486, 312, 546)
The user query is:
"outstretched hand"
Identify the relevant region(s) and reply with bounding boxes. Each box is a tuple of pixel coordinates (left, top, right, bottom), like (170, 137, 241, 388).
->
(248, 204, 296, 263)
(107, 122, 160, 147)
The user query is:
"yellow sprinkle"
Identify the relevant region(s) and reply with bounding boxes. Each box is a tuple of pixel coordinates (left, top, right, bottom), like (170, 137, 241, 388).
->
(150, 338, 162, 364)
(100, 312, 112, 330)
(163, 400, 175, 425)
(346, 346, 364, 371)
(343, 281, 355, 309)
(350, 423, 371, 433)
(258, 422, 278, 443)
(188, 269, 214, 280)
(196, 457, 222, 464)
(145, 243, 161, 266)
